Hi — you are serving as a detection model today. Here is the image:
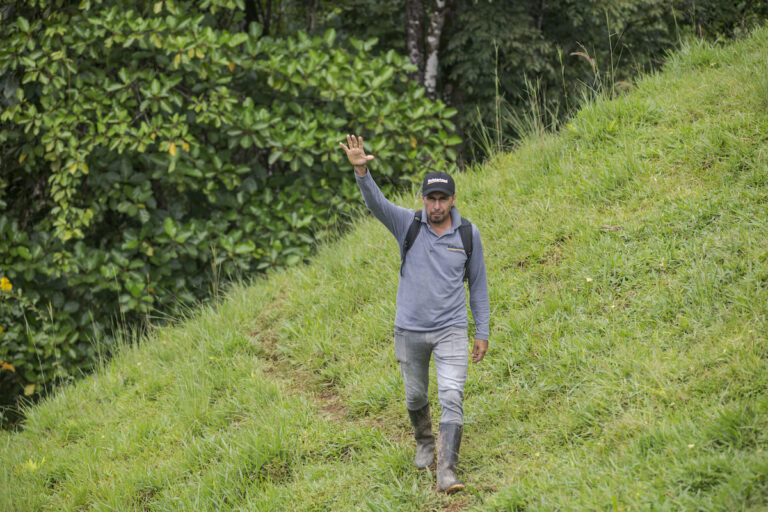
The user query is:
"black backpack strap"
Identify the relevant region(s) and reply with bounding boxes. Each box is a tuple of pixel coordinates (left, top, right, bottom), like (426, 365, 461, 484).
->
(400, 210, 423, 276)
(458, 219, 473, 282)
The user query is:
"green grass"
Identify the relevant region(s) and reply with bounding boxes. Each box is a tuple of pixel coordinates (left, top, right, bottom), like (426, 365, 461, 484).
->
(3, 28, 768, 511)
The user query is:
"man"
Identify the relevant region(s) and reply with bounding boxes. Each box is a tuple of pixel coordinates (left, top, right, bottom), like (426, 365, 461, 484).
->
(339, 134, 490, 494)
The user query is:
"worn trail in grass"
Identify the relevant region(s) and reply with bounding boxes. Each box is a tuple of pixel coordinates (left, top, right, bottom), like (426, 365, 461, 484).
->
(3, 28, 768, 511)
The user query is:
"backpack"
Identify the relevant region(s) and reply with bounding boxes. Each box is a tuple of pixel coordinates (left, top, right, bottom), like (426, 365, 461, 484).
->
(400, 210, 474, 282)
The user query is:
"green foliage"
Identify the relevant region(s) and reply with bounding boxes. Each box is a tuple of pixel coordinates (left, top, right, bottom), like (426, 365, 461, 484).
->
(265, 1, 768, 161)
(441, 1, 671, 156)
(438, 0, 768, 158)
(0, 0, 457, 420)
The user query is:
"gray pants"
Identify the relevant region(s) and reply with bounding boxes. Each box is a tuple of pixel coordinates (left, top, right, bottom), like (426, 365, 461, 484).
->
(394, 325, 469, 425)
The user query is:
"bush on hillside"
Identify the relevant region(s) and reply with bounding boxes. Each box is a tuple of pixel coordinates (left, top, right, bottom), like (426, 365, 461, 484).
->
(0, 0, 459, 423)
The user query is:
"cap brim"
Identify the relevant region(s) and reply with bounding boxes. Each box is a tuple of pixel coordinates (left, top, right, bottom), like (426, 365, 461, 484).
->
(422, 186, 454, 196)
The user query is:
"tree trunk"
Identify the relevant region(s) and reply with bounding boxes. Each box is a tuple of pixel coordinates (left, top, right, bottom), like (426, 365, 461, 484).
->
(424, 0, 447, 99)
(243, 0, 273, 36)
(307, 0, 319, 32)
(742, 0, 754, 30)
(244, 0, 259, 26)
(538, 0, 545, 30)
(405, 0, 426, 85)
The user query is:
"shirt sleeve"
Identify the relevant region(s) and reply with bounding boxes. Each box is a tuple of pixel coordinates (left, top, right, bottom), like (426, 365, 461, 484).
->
(468, 225, 490, 340)
(355, 170, 413, 244)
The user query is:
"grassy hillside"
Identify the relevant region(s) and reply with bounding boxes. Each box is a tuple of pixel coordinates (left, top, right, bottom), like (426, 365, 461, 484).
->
(3, 27, 768, 511)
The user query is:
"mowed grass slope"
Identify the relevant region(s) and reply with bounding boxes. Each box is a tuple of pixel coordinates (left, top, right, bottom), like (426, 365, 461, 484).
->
(3, 28, 768, 511)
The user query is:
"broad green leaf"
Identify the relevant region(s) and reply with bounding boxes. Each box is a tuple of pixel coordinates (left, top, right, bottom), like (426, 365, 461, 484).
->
(235, 240, 255, 254)
(17, 16, 30, 33)
(164, 217, 178, 238)
(324, 28, 336, 46)
(229, 33, 248, 47)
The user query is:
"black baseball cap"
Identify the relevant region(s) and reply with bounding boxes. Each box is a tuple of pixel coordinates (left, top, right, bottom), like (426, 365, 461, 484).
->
(421, 171, 455, 196)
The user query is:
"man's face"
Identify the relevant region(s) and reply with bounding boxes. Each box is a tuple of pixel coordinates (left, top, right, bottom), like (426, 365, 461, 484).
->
(421, 192, 456, 225)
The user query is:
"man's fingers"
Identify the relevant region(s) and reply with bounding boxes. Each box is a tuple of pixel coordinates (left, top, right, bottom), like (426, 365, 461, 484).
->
(341, 134, 373, 166)
(472, 339, 488, 363)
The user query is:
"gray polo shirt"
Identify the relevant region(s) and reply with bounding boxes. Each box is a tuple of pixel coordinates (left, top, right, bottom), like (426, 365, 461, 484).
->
(356, 171, 490, 340)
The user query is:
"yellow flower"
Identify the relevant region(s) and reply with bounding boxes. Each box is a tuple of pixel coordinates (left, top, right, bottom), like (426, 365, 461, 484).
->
(23, 457, 45, 472)
(0, 277, 12, 292)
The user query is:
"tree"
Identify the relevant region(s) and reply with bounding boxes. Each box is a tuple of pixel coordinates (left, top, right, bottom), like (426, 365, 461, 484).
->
(0, 0, 460, 425)
(405, 0, 426, 85)
(404, 0, 452, 98)
(318, 0, 768, 160)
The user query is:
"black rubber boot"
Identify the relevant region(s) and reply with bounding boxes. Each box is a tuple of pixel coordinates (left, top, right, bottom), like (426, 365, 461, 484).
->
(407, 404, 435, 469)
(436, 422, 464, 493)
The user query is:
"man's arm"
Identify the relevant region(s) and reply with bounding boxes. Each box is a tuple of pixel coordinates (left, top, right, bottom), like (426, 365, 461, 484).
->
(468, 225, 490, 362)
(340, 134, 412, 241)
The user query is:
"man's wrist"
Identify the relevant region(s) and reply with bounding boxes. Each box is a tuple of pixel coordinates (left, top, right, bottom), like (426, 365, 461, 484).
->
(354, 165, 368, 177)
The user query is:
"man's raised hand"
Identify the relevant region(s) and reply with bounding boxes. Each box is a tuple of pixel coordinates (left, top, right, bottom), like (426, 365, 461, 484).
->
(339, 134, 374, 176)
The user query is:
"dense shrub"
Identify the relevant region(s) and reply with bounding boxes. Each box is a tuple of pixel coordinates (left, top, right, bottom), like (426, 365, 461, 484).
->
(0, 0, 459, 421)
